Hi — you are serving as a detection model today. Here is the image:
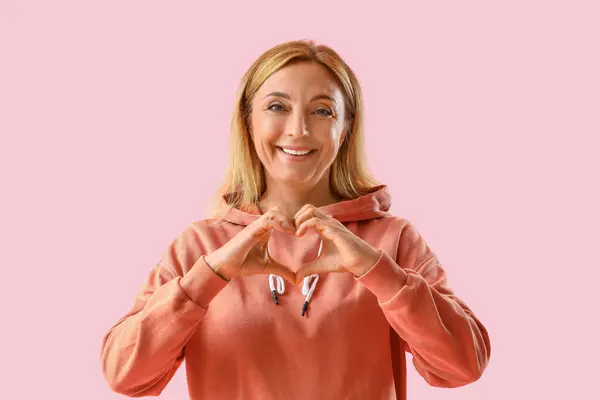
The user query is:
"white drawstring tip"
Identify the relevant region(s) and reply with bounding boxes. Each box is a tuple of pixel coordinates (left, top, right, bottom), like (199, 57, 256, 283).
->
(268, 274, 319, 316)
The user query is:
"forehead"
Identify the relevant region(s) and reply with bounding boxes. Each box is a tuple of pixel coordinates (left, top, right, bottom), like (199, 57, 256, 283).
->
(257, 61, 343, 99)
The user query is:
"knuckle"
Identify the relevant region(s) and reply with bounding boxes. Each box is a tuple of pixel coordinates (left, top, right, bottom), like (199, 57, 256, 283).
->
(264, 213, 278, 222)
(260, 219, 271, 230)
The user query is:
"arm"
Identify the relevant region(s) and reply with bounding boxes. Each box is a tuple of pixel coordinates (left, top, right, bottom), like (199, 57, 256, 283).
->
(357, 219, 491, 388)
(100, 223, 229, 397)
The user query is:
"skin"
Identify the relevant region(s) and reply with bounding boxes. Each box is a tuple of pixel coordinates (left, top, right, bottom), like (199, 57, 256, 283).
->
(249, 61, 348, 220)
(205, 61, 387, 284)
(248, 61, 382, 279)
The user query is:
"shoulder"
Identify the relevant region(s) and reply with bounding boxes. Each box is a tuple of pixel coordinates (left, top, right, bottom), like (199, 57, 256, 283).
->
(177, 216, 243, 243)
(362, 215, 418, 238)
(377, 216, 435, 269)
(167, 219, 216, 249)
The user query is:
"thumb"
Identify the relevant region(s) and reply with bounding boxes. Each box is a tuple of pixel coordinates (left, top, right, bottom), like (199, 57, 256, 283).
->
(240, 224, 272, 255)
(295, 260, 321, 283)
(264, 255, 297, 284)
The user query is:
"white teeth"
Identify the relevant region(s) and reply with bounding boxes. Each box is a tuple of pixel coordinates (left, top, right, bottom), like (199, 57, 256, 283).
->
(280, 147, 311, 156)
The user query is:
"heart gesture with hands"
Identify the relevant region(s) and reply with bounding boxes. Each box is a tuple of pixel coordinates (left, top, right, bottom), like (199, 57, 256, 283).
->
(290, 204, 382, 282)
(204, 204, 382, 285)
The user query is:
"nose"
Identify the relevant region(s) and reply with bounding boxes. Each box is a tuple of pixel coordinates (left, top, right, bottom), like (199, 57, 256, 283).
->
(286, 110, 309, 137)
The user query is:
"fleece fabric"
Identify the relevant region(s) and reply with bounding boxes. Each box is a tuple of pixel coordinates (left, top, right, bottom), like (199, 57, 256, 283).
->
(101, 185, 491, 399)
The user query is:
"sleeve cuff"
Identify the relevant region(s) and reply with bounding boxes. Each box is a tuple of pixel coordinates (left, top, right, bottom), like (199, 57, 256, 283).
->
(356, 250, 408, 303)
(179, 255, 230, 308)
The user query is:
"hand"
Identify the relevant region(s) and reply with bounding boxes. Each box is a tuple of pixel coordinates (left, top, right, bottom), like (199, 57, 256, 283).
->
(291, 204, 382, 282)
(204, 206, 297, 284)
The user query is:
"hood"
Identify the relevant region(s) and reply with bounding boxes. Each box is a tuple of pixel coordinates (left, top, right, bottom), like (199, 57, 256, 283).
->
(220, 184, 392, 226)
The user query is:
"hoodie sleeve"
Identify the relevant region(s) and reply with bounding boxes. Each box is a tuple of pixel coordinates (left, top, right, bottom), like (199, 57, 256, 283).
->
(100, 222, 229, 397)
(356, 218, 491, 388)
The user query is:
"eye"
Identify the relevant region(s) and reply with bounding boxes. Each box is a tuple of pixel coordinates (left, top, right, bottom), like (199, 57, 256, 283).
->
(315, 108, 333, 117)
(267, 103, 285, 112)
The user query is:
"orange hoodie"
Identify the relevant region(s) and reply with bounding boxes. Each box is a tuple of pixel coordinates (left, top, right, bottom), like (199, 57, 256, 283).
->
(101, 185, 490, 399)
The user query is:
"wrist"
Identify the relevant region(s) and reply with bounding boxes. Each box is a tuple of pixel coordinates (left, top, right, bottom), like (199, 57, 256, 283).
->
(353, 247, 382, 278)
(204, 253, 232, 281)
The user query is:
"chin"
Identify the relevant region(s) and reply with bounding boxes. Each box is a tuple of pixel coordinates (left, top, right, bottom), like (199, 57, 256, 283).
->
(277, 174, 311, 184)
(272, 171, 315, 185)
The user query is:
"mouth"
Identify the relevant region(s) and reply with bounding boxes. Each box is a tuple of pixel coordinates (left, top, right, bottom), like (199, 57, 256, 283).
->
(275, 146, 316, 161)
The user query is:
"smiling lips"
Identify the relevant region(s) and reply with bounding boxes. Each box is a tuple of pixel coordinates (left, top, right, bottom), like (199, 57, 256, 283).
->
(276, 146, 316, 160)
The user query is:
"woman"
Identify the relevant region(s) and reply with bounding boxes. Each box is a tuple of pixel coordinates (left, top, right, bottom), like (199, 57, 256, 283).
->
(101, 39, 491, 399)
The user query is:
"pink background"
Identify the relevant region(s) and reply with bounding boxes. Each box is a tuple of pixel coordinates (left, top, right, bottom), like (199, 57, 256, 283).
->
(2, 1, 598, 399)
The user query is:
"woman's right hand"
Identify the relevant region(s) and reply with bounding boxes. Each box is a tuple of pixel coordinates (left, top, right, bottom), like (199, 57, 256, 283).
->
(204, 206, 297, 283)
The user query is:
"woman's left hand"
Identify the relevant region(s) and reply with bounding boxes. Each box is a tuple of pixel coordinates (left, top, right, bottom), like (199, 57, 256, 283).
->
(291, 204, 381, 282)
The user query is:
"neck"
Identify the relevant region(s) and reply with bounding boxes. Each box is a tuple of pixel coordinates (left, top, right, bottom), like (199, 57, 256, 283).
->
(259, 172, 339, 220)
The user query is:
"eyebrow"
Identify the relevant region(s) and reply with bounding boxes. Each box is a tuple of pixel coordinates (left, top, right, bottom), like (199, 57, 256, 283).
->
(264, 91, 337, 104)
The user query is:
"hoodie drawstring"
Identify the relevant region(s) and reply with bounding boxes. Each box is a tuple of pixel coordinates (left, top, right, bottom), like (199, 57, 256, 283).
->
(269, 274, 319, 317)
(301, 274, 319, 316)
(268, 274, 285, 305)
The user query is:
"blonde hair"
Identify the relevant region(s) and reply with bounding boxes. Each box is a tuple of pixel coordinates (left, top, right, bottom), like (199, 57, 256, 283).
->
(207, 39, 380, 218)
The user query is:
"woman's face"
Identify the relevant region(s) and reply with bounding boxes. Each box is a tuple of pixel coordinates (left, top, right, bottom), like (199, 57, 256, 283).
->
(249, 61, 347, 187)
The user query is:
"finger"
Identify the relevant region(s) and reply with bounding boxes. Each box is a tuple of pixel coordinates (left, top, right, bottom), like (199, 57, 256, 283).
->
(250, 214, 289, 241)
(295, 204, 331, 219)
(296, 258, 344, 282)
(294, 203, 313, 218)
(295, 266, 317, 283)
(242, 226, 273, 257)
(295, 261, 326, 282)
(248, 218, 275, 239)
(295, 205, 334, 231)
(266, 264, 297, 284)
(312, 208, 332, 219)
(294, 205, 318, 232)
(272, 213, 296, 233)
(296, 216, 327, 237)
(265, 208, 295, 232)
(264, 253, 298, 284)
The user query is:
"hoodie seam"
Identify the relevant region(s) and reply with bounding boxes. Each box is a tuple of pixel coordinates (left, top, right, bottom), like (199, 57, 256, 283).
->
(339, 203, 385, 217)
(157, 262, 179, 280)
(393, 217, 403, 264)
(412, 254, 437, 274)
(392, 219, 436, 277)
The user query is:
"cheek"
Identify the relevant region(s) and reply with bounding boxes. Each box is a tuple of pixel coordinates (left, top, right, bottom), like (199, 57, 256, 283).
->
(253, 117, 284, 144)
(322, 128, 343, 151)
